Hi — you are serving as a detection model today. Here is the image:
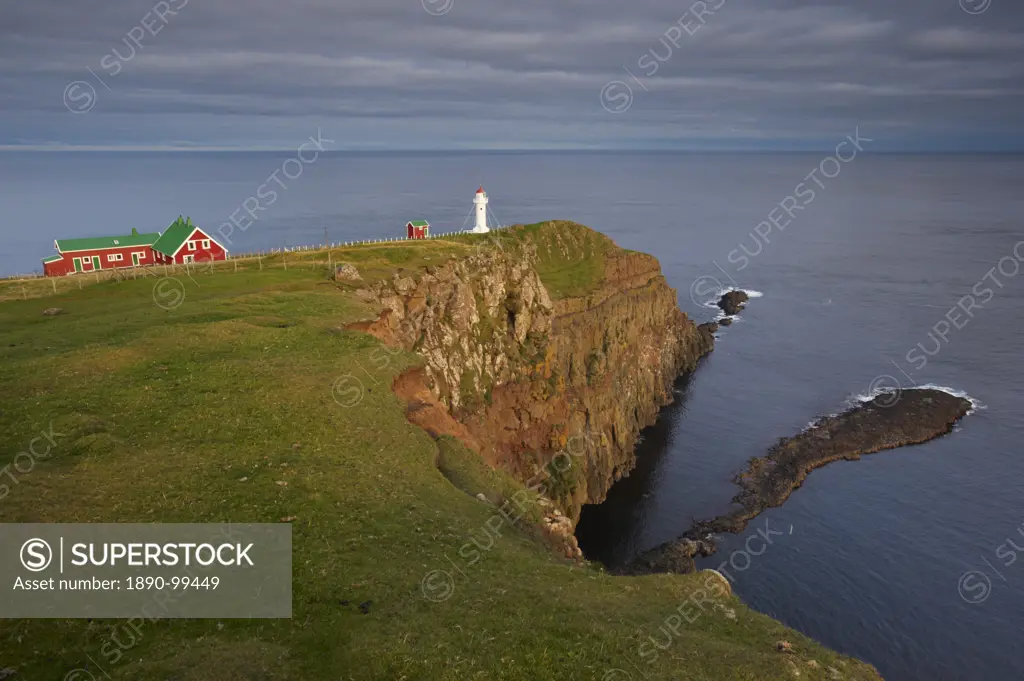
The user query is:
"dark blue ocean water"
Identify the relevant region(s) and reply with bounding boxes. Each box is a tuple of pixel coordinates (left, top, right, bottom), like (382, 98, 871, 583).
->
(3, 152, 1023, 681)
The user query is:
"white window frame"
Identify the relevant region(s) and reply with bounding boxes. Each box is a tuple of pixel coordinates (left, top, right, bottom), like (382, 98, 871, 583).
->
(202, 239, 211, 249)
(183, 255, 195, 264)
(132, 251, 145, 266)
(107, 253, 123, 262)
(188, 241, 197, 251)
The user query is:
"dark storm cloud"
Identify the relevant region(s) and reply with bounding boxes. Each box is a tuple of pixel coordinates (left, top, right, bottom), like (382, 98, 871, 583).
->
(0, 0, 1022, 148)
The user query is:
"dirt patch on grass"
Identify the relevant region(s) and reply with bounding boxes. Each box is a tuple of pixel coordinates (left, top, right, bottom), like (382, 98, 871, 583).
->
(392, 368, 483, 455)
(346, 308, 399, 344)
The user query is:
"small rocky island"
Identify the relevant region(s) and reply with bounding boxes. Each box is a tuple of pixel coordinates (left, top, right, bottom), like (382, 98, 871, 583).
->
(701, 291, 753, 333)
(717, 289, 749, 316)
(621, 388, 973, 575)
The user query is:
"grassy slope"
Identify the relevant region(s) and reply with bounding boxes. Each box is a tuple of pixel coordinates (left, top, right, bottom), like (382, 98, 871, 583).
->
(438, 221, 609, 300)
(0, 233, 877, 680)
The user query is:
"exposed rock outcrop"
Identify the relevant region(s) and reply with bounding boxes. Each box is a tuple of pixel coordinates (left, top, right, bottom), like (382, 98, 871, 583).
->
(718, 388, 972, 530)
(352, 222, 714, 520)
(334, 263, 362, 282)
(623, 388, 972, 574)
(620, 537, 717, 575)
(717, 290, 749, 315)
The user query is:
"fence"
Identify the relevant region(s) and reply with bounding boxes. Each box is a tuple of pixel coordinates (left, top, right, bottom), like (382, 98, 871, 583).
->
(3, 225, 515, 282)
(224, 225, 512, 260)
(0, 225, 516, 301)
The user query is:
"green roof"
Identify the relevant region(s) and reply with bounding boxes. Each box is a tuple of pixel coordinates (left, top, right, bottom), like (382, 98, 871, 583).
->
(408, 220, 429, 227)
(42, 255, 63, 263)
(56, 228, 160, 253)
(152, 216, 201, 257)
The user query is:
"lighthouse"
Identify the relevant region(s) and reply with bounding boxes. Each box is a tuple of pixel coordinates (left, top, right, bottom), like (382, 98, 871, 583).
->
(471, 186, 490, 233)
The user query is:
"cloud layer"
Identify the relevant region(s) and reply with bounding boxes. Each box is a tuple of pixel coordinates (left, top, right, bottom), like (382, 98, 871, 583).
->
(1, 0, 1022, 149)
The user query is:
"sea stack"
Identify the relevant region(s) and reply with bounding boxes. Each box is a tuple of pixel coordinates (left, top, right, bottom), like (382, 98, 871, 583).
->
(717, 290, 749, 316)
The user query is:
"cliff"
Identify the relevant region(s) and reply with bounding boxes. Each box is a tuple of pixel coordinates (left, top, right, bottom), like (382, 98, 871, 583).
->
(1, 233, 885, 681)
(351, 221, 714, 521)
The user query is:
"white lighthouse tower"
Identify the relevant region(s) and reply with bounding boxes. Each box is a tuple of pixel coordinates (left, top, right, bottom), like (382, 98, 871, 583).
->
(471, 186, 490, 233)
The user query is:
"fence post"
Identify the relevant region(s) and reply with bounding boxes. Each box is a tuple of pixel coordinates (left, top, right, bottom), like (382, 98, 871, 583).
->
(51, 278, 57, 294)
(283, 254, 287, 271)
(259, 254, 263, 271)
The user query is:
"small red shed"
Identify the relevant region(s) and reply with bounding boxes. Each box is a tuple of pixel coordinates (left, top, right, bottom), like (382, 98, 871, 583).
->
(406, 220, 430, 240)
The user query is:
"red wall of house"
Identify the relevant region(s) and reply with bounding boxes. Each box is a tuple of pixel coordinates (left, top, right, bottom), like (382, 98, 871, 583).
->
(163, 229, 228, 265)
(43, 228, 229, 275)
(43, 258, 74, 277)
(46, 245, 156, 276)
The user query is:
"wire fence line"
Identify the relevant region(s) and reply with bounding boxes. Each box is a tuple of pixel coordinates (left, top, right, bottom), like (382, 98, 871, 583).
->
(224, 225, 511, 261)
(1, 225, 516, 288)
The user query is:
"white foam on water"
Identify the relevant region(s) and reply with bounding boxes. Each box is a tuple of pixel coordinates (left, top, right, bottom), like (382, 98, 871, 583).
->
(915, 383, 987, 415)
(848, 384, 985, 416)
(712, 286, 764, 299)
(703, 288, 763, 318)
(848, 385, 898, 407)
(801, 384, 984, 435)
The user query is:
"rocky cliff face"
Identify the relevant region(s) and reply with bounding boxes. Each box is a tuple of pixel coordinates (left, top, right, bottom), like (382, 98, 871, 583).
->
(353, 223, 713, 521)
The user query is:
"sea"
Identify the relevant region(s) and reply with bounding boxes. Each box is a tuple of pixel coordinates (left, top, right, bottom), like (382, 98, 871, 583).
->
(3, 151, 1023, 681)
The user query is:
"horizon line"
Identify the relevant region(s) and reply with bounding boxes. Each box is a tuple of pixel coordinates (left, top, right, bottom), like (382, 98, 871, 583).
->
(2, 146, 1024, 154)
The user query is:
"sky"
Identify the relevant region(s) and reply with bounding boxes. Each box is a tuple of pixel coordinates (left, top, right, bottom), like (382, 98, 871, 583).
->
(1, 0, 1022, 151)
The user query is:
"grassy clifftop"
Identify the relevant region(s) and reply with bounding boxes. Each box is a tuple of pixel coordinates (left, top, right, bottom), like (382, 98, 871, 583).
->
(0, 225, 880, 680)
(436, 221, 612, 300)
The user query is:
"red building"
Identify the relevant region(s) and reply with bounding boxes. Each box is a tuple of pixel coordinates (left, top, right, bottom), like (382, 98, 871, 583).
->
(150, 216, 229, 265)
(406, 220, 430, 239)
(42, 217, 229, 276)
(42, 228, 162, 277)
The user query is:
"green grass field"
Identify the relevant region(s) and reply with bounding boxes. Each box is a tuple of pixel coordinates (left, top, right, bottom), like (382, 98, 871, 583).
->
(0, 228, 879, 680)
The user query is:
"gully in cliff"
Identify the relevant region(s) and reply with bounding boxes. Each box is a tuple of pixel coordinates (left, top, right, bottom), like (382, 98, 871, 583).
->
(621, 387, 974, 575)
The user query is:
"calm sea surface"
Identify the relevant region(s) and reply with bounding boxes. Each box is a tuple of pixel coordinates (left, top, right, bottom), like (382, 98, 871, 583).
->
(3, 151, 1023, 680)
